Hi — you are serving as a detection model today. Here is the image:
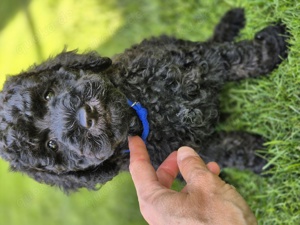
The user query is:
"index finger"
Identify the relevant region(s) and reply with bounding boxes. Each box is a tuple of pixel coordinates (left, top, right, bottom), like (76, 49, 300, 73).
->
(128, 136, 160, 194)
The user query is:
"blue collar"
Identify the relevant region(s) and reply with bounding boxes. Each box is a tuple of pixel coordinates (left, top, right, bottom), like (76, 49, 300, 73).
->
(123, 99, 149, 153)
(127, 99, 149, 142)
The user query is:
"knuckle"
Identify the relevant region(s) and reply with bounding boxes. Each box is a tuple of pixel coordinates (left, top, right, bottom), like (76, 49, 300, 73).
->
(187, 166, 217, 187)
(129, 158, 147, 173)
(157, 166, 175, 178)
(181, 155, 202, 169)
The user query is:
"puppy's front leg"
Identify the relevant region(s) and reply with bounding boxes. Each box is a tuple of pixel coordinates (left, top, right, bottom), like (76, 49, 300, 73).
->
(220, 24, 289, 81)
(209, 8, 246, 43)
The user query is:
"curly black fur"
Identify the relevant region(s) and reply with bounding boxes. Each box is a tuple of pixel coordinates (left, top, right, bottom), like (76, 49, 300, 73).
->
(0, 8, 289, 192)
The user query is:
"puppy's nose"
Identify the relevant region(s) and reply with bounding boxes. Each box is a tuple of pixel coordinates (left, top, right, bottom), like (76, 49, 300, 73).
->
(77, 104, 98, 128)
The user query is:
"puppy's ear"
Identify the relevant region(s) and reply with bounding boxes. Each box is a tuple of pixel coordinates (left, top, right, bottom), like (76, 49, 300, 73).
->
(29, 50, 112, 73)
(15, 160, 120, 193)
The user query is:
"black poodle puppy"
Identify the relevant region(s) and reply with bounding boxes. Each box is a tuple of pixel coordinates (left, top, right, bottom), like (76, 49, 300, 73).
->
(0, 9, 288, 192)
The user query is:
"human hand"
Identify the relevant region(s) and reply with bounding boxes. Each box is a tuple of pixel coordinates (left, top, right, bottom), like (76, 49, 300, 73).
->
(129, 136, 257, 225)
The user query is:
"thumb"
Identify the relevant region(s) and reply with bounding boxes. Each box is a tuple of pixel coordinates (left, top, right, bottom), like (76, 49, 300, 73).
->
(177, 147, 210, 184)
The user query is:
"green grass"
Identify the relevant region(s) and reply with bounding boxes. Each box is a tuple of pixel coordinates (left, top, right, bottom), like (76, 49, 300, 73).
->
(0, 0, 299, 224)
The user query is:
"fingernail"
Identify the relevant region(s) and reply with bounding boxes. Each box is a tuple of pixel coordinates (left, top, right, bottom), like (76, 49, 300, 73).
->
(128, 135, 136, 142)
(177, 146, 198, 161)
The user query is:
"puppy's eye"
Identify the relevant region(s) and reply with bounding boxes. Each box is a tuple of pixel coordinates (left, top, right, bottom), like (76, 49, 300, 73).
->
(86, 104, 93, 113)
(87, 119, 94, 128)
(47, 140, 58, 151)
(44, 90, 55, 101)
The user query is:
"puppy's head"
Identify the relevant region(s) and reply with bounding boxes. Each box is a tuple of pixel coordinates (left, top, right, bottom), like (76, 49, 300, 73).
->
(0, 51, 130, 192)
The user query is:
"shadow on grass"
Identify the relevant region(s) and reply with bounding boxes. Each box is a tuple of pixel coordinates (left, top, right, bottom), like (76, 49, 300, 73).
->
(96, 0, 228, 56)
(0, 0, 31, 31)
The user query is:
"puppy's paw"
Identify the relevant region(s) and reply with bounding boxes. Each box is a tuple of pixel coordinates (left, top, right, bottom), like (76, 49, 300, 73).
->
(254, 24, 289, 64)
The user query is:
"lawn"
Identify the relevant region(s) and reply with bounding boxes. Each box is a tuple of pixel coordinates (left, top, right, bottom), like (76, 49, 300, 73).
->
(0, 0, 299, 224)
